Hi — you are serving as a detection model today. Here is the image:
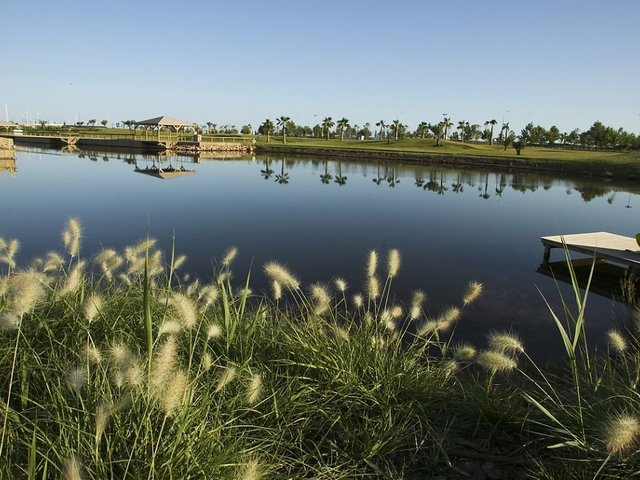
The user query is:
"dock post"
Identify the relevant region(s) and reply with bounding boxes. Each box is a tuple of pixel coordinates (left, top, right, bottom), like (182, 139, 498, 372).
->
(542, 245, 551, 266)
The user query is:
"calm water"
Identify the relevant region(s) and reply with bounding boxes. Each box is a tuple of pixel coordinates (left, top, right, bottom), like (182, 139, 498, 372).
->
(1, 147, 638, 359)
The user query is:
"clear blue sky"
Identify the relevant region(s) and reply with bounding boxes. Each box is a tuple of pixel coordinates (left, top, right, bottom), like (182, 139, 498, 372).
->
(3, 0, 639, 134)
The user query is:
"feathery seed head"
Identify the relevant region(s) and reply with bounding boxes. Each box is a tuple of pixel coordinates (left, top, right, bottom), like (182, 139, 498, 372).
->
(117, 273, 131, 286)
(488, 332, 525, 355)
(391, 305, 403, 319)
(453, 343, 477, 361)
(215, 365, 237, 392)
(85, 345, 102, 364)
(263, 261, 300, 290)
(418, 320, 438, 336)
(58, 261, 85, 297)
(6, 239, 19, 259)
(84, 294, 103, 324)
(66, 367, 86, 396)
(216, 271, 231, 284)
(0, 237, 5, 250)
(334, 277, 348, 292)
(151, 336, 178, 397)
(95, 403, 110, 444)
(161, 369, 188, 417)
(463, 280, 484, 306)
(62, 218, 82, 257)
(170, 292, 198, 330)
(221, 246, 238, 267)
(353, 293, 364, 308)
(63, 456, 83, 480)
(186, 279, 200, 297)
(0, 311, 20, 331)
(335, 326, 350, 341)
(271, 280, 282, 301)
(43, 251, 65, 272)
(158, 320, 182, 336)
(409, 290, 426, 320)
(476, 350, 517, 373)
(199, 284, 220, 309)
(133, 237, 157, 255)
(8, 271, 45, 316)
(172, 254, 187, 271)
(207, 323, 223, 341)
(238, 457, 264, 480)
(367, 275, 380, 299)
(367, 250, 378, 278)
(310, 283, 331, 315)
(387, 248, 401, 278)
(246, 373, 263, 405)
(608, 329, 628, 354)
(605, 414, 640, 454)
(202, 352, 214, 371)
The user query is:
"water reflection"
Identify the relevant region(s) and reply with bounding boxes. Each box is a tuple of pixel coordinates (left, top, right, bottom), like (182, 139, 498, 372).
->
(0, 157, 17, 177)
(134, 157, 196, 180)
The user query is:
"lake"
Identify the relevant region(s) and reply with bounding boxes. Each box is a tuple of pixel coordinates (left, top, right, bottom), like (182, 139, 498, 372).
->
(1, 147, 638, 360)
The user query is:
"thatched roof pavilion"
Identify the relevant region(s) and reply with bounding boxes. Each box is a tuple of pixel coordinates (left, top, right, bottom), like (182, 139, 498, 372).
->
(134, 116, 196, 133)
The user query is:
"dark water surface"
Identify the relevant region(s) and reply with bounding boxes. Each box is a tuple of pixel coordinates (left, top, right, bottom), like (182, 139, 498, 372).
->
(1, 148, 638, 359)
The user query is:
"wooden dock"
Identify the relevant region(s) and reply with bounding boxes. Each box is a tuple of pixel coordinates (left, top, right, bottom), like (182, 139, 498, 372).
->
(541, 232, 640, 274)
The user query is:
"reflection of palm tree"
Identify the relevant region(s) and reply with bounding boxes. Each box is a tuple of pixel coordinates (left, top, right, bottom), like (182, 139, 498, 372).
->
(260, 158, 274, 179)
(373, 163, 385, 186)
(320, 160, 332, 184)
(414, 172, 425, 188)
(387, 168, 399, 188)
(479, 173, 491, 199)
(334, 161, 347, 186)
(451, 173, 464, 193)
(495, 173, 506, 196)
(275, 158, 289, 184)
(436, 173, 448, 195)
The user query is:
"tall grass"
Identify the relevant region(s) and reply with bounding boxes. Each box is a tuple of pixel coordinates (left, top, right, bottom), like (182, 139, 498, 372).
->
(1, 221, 639, 478)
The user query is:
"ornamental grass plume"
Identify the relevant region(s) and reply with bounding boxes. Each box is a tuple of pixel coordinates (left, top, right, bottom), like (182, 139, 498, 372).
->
(367, 275, 380, 299)
(150, 336, 178, 397)
(7, 271, 46, 316)
(206, 323, 223, 341)
(607, 329, 628, 354)
(418, 320, 438, 337)
(263, 261, 300, 290)
(0, 311, 20, 331)
(271, 280, 282, 301)
(63, 456, 83, 480)
(221, 246, 238, 267)
(66, 367, 86, 396)
(476, 350, 518, 374)
(202, 352, 214, 371)
(453, 343, 477, 361)
(238, 457, 265, 480)
(83, 294, 103, 324)
(334, 277, 348, 292)
(367, 250, 378, 278)
(84, 344, 102, 364)
(170, 292, 198, 330)
(62, 217, 82, 258)
(95, 403, 110, 445)
(605, 414, 640, 454)
(161, 369, 188, 417)
(172, 254, 187, 271)
(352, 293, 364, 308)
(43, 251, 65, 272)
(246, 373, 263, 405)
(488, 332, 525, 355)
(58, 261, 85, 297)
(94, 248, 123, 280)
(310, 283, 331, 315)
(463, 280, 483, 306)
(110, 343, 143, 388)
(216, 365, 237, 392)
(198, 284, 219, 310)
(158, 320, 182, 336)
(387, 248, 401, 278)
(409, 290, 426, 320)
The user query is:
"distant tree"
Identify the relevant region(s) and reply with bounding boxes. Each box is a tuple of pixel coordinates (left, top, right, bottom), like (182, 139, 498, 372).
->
(277, 116, 290, 143)
(484, 119, 498, 145)
(416, 122, 429, 138)
(513, 137, 524, 155)
(358, 122, 372, 139)
(259, 119, 274, 143)
(376, 120, 387, 141)
(429, 123, 443, 146)
(76, 121, 84, 126)
(442, 116, 453, 139)
(38, 120, 48, 129)
(101, 119, 108, 127)
(457, 120, 470, 142)
(390, 119, 403, 141)
(546, 125, 560, 145)
(336, 117, 350, 141)
(322, 117, 334, 140)
(241, 124, 252, 135)
(87, 119, 96, 127)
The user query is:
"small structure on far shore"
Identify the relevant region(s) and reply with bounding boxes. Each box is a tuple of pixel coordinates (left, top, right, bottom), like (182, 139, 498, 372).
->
(134, 115, 197, 135)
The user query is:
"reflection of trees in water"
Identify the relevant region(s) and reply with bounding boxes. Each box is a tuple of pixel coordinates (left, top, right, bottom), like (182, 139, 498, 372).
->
(251, 157, 635, 205)
(260, 158, 274, 179)
(275, 158, 289, 184)
(334, 162, 347, 186)
(320, 160, 332, 184)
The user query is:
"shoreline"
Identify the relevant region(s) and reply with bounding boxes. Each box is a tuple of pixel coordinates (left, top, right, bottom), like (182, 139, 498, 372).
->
(256, 143, 639, 180)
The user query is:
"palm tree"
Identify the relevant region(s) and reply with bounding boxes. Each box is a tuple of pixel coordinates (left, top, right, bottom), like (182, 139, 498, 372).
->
(337, 118, 350, 141)
(442, 116, 453, 140)
(277, 116, 290, 144)
(417, 122, 429, 138)
(484, 119, 497, 146)
(322, 117, 334, 140)
(429, 123, 443, 146)
(457, 120, 467, 142)
(376, 120, 387, 141)
(260, 119, 274, 143)
(501, 122, 512, 150)
(391, 119, 402, 141)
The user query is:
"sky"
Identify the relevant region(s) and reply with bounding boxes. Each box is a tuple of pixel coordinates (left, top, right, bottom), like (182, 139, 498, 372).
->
(3, 0, 639, 134)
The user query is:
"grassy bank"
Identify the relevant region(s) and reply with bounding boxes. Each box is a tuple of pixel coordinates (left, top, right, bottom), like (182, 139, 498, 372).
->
(257, 137, 640, 179)
(1, 220, 640, 478)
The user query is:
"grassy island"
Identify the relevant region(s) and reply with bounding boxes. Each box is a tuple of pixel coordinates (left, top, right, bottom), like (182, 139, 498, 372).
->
(1, 220, 640, 479)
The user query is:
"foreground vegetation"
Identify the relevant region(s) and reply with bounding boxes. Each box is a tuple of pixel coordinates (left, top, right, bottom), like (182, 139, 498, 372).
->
(1, 220, 640, 479)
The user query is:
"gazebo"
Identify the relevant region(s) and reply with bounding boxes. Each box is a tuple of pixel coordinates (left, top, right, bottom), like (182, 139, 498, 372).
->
(0, 121, 18, 131)
(134, 116, 197, 137)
